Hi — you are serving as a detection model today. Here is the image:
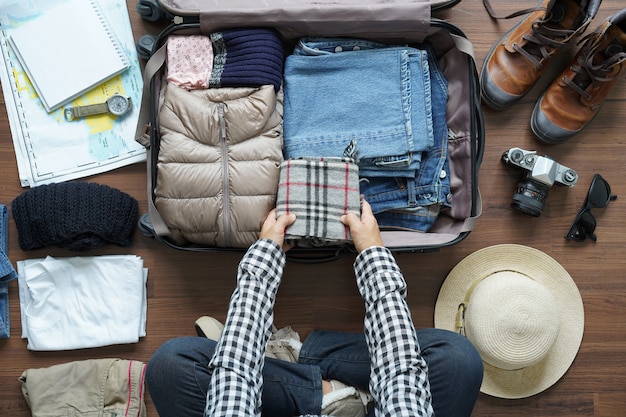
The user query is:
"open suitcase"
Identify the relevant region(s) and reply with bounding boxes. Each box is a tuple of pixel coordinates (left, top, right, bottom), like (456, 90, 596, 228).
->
(134, 0, 484, 262)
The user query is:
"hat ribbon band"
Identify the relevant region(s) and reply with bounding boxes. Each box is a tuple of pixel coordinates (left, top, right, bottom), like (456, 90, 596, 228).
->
(455, 272, 501, 336)
(456, 303, 467, 336)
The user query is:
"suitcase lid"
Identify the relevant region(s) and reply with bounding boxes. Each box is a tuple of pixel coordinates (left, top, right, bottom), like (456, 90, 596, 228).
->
(151, 0, 460, 16)
(146, 0, 461, 38)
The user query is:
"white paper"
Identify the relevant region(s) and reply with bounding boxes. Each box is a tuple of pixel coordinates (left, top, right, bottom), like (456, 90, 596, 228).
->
(0, 0, 146, 187)
(8, 0, 130, 112)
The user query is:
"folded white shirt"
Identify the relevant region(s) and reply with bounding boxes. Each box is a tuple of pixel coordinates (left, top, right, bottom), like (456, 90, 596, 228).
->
(17, 255, 147, 351)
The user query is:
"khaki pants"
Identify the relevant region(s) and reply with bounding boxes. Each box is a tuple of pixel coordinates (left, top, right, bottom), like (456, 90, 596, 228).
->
(20, 358, 146, 417)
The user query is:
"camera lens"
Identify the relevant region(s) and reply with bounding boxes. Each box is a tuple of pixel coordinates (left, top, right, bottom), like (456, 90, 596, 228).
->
(511, 179, 549, 216)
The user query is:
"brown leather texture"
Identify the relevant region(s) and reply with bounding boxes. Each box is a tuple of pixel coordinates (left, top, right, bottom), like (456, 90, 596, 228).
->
(485, 0, 588, 97)
(538, 20, 626, 131)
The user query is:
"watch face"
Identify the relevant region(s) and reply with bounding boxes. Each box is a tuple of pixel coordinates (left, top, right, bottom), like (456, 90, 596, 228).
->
(107, 95, 131, 116)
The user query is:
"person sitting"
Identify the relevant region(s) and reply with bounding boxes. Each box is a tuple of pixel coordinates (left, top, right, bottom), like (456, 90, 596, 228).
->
(145, 200, 483, 417)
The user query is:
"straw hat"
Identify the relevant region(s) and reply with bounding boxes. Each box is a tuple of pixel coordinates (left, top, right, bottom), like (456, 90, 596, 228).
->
(434, 244, 584, 399)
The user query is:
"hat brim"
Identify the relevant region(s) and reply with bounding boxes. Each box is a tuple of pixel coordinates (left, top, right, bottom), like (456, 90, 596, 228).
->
(434, 244, 584, 399)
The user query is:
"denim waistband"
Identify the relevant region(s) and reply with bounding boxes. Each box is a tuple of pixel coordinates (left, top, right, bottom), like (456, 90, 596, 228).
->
(358, 155, 421, 178)
(362, 154, 451, 232)
(1, 204, 18, 338)
(283, 37, 435, 172)
(360, 157, 451, 232)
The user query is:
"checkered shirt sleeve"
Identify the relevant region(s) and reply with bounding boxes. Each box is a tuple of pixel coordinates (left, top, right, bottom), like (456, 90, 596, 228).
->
(205, 239, 285, 417)
(204, 241, 432, 417)
(355, 246, 434, 417)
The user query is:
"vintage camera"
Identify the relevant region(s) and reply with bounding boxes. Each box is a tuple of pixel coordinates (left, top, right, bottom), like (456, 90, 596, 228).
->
(502, 147, 578, 216)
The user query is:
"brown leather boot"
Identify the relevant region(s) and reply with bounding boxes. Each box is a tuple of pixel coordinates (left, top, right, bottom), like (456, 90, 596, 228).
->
(531, 8, 626, 143)
(480, 0, 601, 110)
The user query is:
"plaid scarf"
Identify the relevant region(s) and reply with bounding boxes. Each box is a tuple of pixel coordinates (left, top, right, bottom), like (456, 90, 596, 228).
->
(276, 158, 360, 246)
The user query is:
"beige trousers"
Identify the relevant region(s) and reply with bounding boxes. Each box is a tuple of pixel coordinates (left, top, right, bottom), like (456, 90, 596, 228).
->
(20, 358, 146, 417)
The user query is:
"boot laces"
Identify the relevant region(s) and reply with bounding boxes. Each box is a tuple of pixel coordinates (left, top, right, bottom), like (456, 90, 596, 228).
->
(482, 0, 585, 69)
(563, 31, 626, 102)
(514, 22, 578, 68)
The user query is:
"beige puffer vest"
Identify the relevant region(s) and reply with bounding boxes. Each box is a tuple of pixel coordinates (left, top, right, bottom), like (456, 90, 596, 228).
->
(155, 84, 283, 248)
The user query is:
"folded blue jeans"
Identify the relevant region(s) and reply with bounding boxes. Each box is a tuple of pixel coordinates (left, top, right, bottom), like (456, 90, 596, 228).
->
(283, 37, 434, 178)
(145, 329, 483, 417)
(360, 43, 451, 231)
(0, 204, 18, 338)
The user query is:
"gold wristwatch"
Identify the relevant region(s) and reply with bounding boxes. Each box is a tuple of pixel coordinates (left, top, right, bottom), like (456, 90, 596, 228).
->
(64, 94, 132, 121)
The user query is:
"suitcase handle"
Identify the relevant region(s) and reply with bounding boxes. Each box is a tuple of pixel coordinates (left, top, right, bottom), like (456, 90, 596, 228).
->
(286, 246, 356, 264)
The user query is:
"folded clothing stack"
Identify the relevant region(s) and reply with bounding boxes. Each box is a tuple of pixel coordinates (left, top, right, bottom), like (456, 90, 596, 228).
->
(11, 181, 138, 251)
(166, 27, 284, 92)
(282, 37, 451, 233)
(209, 27, 284, 92)
(17, 254, 147, 351)
(0, 204, 17, 339)
(276, 157, 360, 246)
(20, 358, 147, 417)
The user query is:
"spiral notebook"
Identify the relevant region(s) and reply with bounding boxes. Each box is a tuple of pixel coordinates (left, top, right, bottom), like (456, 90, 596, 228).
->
(8, 0, 130, 112)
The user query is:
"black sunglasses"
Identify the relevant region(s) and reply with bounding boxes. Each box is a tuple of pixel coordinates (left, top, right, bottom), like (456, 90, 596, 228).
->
(565, 174, 617, 242)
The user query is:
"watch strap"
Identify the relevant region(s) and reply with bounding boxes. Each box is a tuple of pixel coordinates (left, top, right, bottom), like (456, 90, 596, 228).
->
(64, 102, 109, 121)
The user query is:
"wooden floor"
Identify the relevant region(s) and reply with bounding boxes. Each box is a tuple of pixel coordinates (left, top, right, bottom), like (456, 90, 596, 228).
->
(1, 0, 625, 415)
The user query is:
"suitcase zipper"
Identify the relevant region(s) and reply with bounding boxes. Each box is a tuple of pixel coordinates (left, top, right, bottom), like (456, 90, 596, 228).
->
(218, 103, 232, 247)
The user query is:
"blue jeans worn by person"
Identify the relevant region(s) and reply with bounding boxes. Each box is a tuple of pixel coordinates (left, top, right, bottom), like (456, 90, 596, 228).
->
(283, 37, 435, 178)
(146, 329, 482, 417)
(0, 204, 18, 338)
(145, 240, 483, 417)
